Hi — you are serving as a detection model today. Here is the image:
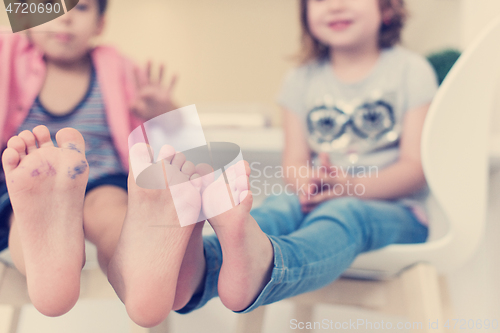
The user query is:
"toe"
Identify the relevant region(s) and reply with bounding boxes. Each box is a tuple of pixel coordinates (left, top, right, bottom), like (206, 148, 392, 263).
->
(190, 173, 202, 190)
(130, 143, 154, 163)
(171, 152, 186, 169)
(231, 175, 250, 205)
(234, 174, 249, 192)
(181, 161, 195, 177)
(2, 148, 21, 173)
(129, 143, 155, 180)
(239, 190, 250, 203)
(7, 136, 27, 158)
(239, 190, 253, 209)
(157, 145, 176, 163)
(33, 126, 54, 148)
(55, 128, 86, 155)
(225, 160, 247, 182)
(244, 161, 251, 176)
(18, 130, 37, 154)
(195, 163, 215, 192)
(195, 163, 213, 177)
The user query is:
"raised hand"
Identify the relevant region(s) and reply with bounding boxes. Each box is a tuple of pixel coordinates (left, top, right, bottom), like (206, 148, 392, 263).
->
(131, 61, 178, 120)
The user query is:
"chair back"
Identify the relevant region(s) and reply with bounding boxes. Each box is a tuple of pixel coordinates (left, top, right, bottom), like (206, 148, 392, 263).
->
(346, 16, 500, 278)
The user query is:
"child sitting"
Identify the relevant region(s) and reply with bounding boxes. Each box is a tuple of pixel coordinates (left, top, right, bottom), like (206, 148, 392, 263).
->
(170, 0, 438, 316)
(0, 0, 195, 326)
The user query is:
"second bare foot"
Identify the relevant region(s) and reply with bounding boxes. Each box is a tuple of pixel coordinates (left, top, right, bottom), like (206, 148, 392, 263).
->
(2, 126, 89, 316)
(204, 161, 274, 312)
(108, 144, 202, 327)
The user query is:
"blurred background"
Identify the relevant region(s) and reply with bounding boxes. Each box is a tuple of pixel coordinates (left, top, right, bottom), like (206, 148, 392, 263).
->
(3, 0, 498, 125)
(1, 0, 500, 332)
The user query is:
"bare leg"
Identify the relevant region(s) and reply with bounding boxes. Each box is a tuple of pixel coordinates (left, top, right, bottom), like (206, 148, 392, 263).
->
(2, 126, 89, 316)
(172, 163, 214, 311)
(83, 185, 128, 275)
(172, 220, 206, 311)
(173, 161, 274, 312)
(205, 162, 273, 312)
(107, 144, 203, 328)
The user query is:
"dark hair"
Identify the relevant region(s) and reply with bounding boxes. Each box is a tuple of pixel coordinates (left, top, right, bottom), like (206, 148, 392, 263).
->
(96, 0, 108, 16)
(298, 0, 407, 63)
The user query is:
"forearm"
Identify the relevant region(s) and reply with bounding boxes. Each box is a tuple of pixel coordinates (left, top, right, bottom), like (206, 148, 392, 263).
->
(341, 159, 426, 200)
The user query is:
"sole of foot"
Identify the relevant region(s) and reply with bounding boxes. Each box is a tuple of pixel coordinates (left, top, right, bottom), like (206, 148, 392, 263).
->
(203, 161, 274, 312)
(107, 144, 202, 327)
(172, 220, 205, 311)
(2, 126, 89, 316)
(172, 162, 215, 311)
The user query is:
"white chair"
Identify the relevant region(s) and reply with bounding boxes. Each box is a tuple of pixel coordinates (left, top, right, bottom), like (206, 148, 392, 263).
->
(0, 242, 170, 333)
(237, 15, 500, 333)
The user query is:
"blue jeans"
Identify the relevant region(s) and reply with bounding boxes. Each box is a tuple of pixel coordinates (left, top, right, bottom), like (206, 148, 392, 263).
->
(177, 194, 428, 314)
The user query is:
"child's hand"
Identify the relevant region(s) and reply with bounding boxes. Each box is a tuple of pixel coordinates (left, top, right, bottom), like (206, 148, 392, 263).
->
(131, 61, 178, 120)
(299, 192, 335, 213)
(299, 153, 346, 213)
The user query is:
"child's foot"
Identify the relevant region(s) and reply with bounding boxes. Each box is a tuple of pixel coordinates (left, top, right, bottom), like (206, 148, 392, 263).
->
(172, 163, 214, 311)
(204, 161, 274, 312)
(2, 126, 89, 316)
(172, 220, 206, 311)
(107, 144, 202, 328)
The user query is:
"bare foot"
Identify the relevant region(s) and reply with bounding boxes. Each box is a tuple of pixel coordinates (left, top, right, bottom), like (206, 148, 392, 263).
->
(107, 144, 202, 327)
(172, 220, 206, 311)
(172, 163, 214, 311)
(2, 126, 89, 316)
(204, 161, 274, 312)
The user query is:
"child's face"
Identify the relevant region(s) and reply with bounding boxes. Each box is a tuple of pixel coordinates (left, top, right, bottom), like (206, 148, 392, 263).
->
(307, 0, 383, 52)
(29, 0, 104, 63)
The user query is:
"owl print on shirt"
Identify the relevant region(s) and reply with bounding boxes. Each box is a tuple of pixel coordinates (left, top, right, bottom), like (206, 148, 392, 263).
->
(306, 92, 401, 156)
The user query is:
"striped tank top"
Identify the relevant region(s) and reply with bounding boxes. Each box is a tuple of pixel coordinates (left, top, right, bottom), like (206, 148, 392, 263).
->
(17, 66, 125, 182)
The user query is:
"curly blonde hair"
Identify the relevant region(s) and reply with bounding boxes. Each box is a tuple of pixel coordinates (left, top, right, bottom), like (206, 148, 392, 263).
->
(298, 0, 407, 63)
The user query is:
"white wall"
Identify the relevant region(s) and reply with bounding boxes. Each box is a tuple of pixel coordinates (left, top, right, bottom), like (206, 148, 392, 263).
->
(98, 0, 468, 117)
(98, 0, 300, 122)
(462, 0, 500, 48)
(2, 0, 499, 121)
(403, 0, 462, 54)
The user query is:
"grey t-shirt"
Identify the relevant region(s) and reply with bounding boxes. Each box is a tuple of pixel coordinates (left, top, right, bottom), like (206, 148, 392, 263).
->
(278, 46, 438, 215)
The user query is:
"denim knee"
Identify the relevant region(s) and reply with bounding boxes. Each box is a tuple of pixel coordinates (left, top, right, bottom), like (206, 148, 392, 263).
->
(306, 197, 427, 250)
(303, 197, 369, 246)
(252, 193, 302, 217)
(264, 193, 300, 208)
(323, 197, 363, 208)
(310, 197, 367, 221)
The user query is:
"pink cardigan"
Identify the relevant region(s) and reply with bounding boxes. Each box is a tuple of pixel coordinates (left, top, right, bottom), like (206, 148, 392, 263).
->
(0, 30, 143, 170)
